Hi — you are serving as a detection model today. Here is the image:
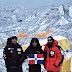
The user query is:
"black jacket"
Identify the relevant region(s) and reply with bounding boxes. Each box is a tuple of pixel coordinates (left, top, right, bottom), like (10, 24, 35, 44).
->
(3, 43, 25, 68)
(25, 46, 43, 54)
(25, 46, 43, 72)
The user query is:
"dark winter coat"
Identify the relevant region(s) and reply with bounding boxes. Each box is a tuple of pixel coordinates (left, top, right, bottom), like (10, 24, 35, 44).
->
(3, 43, 25, 68)
(25, 46, 43, 72)
(25, 38, 44, 72)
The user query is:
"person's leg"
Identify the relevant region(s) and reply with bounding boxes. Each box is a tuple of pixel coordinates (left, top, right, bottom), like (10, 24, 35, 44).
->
(29, 64, 41, 72)
(36, 65, 41, 72)
(7, 67, 17, 72)
(18, 66, 23, 72)
(29, 66, 36, 72)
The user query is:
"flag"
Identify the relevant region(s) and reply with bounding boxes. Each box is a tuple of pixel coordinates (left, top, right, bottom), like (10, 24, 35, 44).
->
(28, 54, 44, 64)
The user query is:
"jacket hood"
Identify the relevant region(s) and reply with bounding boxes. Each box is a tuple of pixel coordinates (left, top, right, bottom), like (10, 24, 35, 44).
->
(44, 39, 58, 47)
(53, 40, 58, 46)
(7, 37, 19, 47)
(30, 38, 42, 49)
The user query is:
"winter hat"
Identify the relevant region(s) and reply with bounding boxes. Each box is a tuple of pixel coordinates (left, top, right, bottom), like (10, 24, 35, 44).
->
(30, 38, 41, 48)
(11, 36, 17, 40)
(31, 38, 39, 44)
(47, 36, 54, 42)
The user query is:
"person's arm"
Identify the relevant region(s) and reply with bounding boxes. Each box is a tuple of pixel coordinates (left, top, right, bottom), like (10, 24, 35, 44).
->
(18, 47, 27, 65)
(3, 46, 17, 66)
(43, 47, 47, 59)
(53, 46, 63, 67)
(40, 48, 44, 53)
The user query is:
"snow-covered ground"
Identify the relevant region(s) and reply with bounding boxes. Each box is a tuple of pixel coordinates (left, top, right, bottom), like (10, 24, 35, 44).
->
(0, 5, 72, 72)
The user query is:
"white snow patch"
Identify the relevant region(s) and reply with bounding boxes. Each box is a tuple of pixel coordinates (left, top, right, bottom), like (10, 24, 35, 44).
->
(69, 6, 72, 18)
(40, 20, 47, 25)
(58, 5, 64, 15)
(58, 16, 69, 25)
(53, 35, 66, 40)
(39, 39, 47, 44)
(25, 15, 36, 22)
(12, 15, 16, 20)
(38, 24, 48, 32)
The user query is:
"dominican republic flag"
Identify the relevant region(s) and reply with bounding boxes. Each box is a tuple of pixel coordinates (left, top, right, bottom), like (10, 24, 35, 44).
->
(28, 54, 44, 64)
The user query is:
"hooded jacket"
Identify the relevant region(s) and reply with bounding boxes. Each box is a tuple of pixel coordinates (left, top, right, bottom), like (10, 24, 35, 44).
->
(3, 42, 25, 68)
(25, 38, 43, 54)
(25, 38, 43, 72)
(44, 40, 64, 71)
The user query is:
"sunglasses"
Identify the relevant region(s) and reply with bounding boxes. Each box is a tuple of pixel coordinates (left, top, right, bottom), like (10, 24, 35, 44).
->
(48, 39, 52, 41)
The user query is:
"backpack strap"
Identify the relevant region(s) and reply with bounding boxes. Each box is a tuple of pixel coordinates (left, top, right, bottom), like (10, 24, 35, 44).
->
(55, 45, 64, 65)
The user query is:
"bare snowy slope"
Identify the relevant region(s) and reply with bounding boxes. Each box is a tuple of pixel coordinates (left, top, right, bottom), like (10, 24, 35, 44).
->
(0, 5, 72, 46)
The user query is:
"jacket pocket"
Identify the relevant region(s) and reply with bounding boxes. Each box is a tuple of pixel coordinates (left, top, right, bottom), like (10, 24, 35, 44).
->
(50, 62, 56, 71)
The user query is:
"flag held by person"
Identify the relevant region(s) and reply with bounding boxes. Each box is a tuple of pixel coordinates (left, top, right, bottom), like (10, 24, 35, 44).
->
(28, 54, 44, 64)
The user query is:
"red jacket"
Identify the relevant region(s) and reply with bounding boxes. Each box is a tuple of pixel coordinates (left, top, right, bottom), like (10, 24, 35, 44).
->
(44, 40, 63, 71)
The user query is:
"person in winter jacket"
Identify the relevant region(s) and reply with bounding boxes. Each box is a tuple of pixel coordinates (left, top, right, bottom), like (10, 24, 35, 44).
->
(3, 36, 25, 72)
(44, 36, 64, 72)
(25, 38, 43, 72)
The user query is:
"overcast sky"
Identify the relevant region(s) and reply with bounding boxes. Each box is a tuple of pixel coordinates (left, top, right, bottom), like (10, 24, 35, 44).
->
(0, 0, 72, 8)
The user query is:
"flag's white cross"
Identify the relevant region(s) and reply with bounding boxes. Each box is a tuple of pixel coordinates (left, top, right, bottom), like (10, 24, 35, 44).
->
(28, 54, 44, 64)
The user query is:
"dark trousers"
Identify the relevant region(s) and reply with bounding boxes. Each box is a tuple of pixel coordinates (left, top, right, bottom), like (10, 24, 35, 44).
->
(47, 71, 59, 72)
(7, 66, 22, 72)
(29, 64, 41, 72)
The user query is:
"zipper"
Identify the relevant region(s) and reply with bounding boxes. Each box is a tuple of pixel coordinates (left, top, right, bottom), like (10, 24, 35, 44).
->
(46, 45, 50, 71)
(47, 46, 53, 71)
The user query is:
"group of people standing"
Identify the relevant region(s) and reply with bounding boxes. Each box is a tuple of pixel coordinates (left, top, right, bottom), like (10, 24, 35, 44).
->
(3, 36, 64, 72)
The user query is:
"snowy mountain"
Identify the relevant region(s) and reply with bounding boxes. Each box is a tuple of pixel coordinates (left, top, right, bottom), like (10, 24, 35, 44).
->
(0, 5, 72, 72)
(0, 5, 72, 46)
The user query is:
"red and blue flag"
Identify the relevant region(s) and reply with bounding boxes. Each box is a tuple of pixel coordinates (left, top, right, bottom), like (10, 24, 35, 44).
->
(28, 54, 44, 64)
